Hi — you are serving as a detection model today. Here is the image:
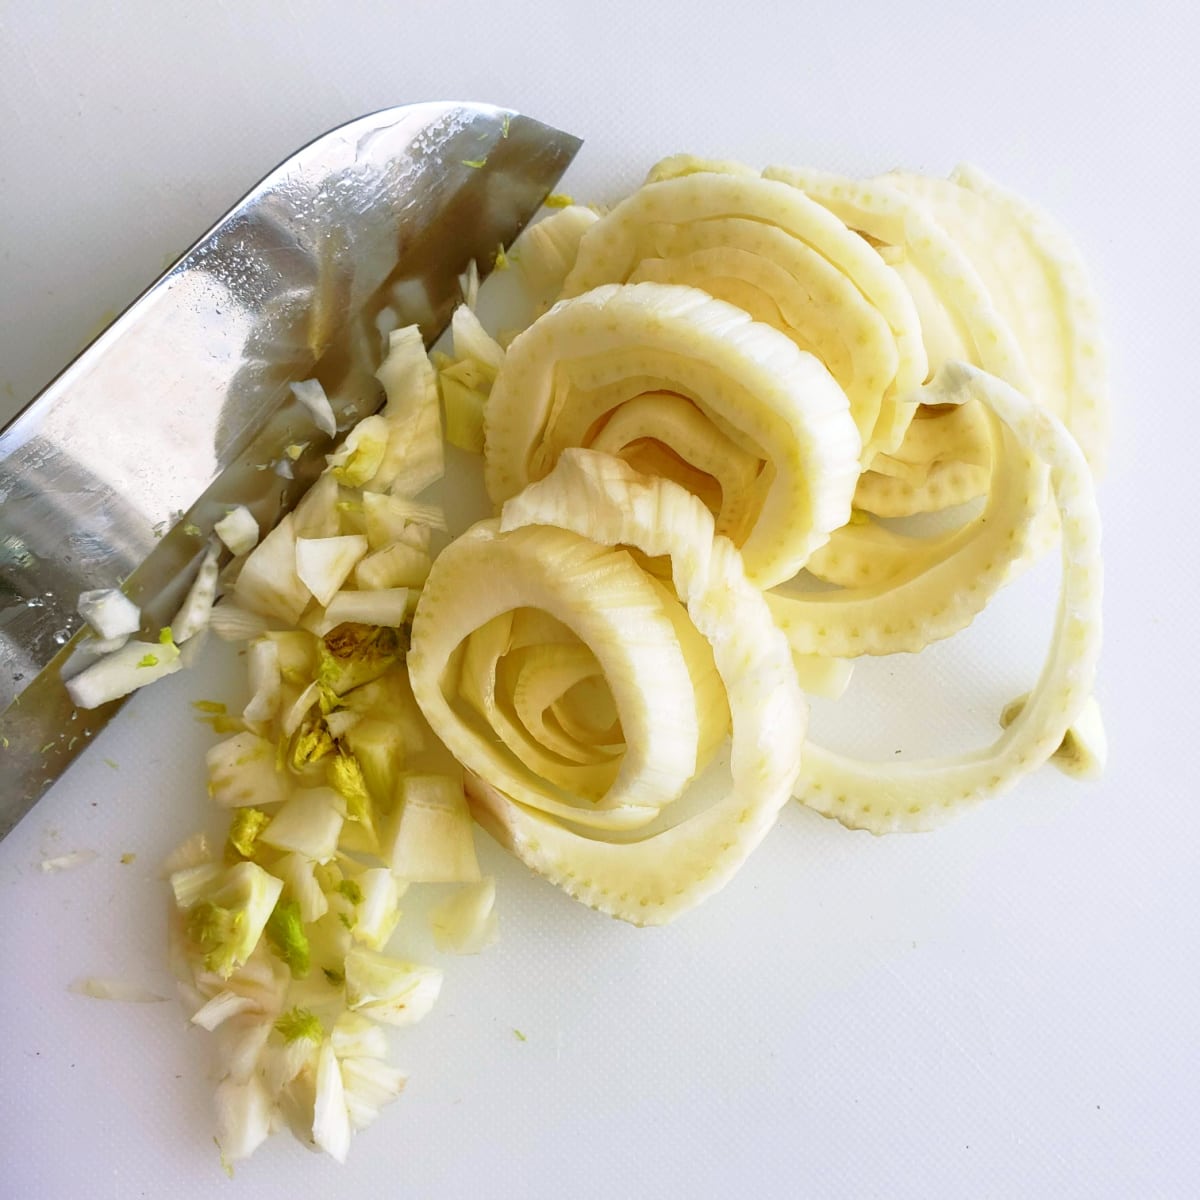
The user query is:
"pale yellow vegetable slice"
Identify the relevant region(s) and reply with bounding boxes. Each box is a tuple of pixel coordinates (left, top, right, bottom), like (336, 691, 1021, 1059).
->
(898, 164, 1110, 474)
(767, 391, 1043, 656)
(372, 326, 444, 498)
(1000, 692, 1107, 781)
(206, 731, 292, 808)
(429, 878, 499, 954)
(515, 204, 601, 295)
(793, 361, 1102, 832)
(233, 513, 311, 626)
(484, 281, 860, 588)
(386, 774, 481, 883)
(459, 448, 806, 926)
(410, 520, 704, 826)
(563, 167, 927, 460)
(295, 535, 369, 607)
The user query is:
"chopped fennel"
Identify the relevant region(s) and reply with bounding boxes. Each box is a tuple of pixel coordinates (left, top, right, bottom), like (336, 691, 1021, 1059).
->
(69, 977, 166, 1003)
(160, 149, 1106, 1166)
(291, 378, 337, 438)
(214, 506, 260, 557)
(40, 849, 98, 873)
(76, 587, 141, 640)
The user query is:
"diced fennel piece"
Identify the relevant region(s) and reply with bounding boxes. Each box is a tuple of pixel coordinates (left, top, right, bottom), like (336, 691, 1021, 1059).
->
(439, 362, 488, 454)
(215, 506, 260, 556)
(170, 863, 223, 909)
(293, 471, 342, 539)
(343, 949, 443, 1027)
(466, 448, 807, 926)
(327, 415, 390, 488)
(206, 731, 292, 808)
(331, 1012, 388, 1060)
(1000, 692, 1107, 781)
(345, 717, 407, 811)
(242, 638, 282, 729)
(372, 325, 444, 497)
(408, 522, 699, 828)
(354, 541, 431, 590)
(218, 1017, 274, 1085)
(430, 878, 498, 954)
(362, 492, 447, 550)
(233, 513, 311, 625)
(77, 587, 141, 640)
(184, 862, 283, 980)
(451, 303, 505, 374)
(791, 361, 1103, 833)
(313, 1039, 353, 1162)
(562, 168, 926, 462)
(274, 853, 329, 923)
(170, 539, 222, 643)
(307, 589, 410, 636)
(290, 377, 337, 438)
(341, 1056, 407, 1131)
(294, 534, 369, 606)
(350, 868, 403, 950)
(387, 774, 480, 883)
(483, 281, 861, 589)
(69, 977, 166, 1004)
(215, 1075, 273, 1163)
(258, 788, 344, 862)
(514, 204, 600, 294)
(209, 602, 280, 642)
(161, 831, 212, 876)
(65, 636, 182, 709)
(191, 989, 260, 1031)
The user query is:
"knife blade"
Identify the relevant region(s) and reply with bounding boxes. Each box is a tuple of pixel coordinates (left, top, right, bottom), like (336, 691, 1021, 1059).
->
(0, 102, 581, 838)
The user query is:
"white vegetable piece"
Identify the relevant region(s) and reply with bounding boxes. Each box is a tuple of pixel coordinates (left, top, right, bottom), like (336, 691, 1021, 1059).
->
(76, 587, 141, 640)
(312, 1039, 353, 1162)
(65, 636, 182, 709)
(483, 281, 861, 589)
(350, 868, 404, 951)
(306, 589, 410, 636)
(206, 731, 292, 808)
(294, 534, 369, 607)
(273, 853, 329, 924)
(258, 788, 344, 862)
(170, 540, 222, 643)
(792, 361, 1103, 832)
(214, 506, 260, 557)
(291, 377, 337, 438)
(341, 1056, 407, 1131)
(68, 977, 166, 1003)
(449, 448, 807, 925)
(372, 325, 444, 498)
(430, 878, 498, 955)
(386, 774, 481, 883)
(343, 950, 443, 1027)
(232, 513, 310, 625)
(214, 1075, 273, 1164)
(241, 637, 282, 728)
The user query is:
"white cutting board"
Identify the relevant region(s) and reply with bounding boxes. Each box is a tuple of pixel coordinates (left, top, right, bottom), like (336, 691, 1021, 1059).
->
(2, 4, 1198, 1197)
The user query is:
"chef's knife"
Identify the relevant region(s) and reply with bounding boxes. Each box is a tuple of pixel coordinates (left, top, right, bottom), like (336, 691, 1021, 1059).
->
(0, 102, 581, 838)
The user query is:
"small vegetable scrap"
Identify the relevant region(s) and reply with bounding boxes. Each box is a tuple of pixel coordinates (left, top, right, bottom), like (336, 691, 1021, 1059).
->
(148, 152, 1105, 1166)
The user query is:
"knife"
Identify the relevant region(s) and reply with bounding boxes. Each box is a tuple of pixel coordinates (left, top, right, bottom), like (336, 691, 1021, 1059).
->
(0, 102, 581, 838)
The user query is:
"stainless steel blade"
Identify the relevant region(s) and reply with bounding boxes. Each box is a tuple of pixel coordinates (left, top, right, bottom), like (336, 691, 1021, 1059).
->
(0, 102, 581, 836)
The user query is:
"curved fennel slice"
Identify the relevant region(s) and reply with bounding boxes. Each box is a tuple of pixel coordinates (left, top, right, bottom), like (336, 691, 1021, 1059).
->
(457, 448, 807, 926)
(561, 165, 926, 461)
(483, 281, 861, 589)
(793, 361, 1102, 833)
(894, 165, 1110, 476)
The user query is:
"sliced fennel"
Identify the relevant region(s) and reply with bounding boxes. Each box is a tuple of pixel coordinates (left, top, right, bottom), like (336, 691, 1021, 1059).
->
(792, 362, 1102, 832)
(484, 281, 860, 588)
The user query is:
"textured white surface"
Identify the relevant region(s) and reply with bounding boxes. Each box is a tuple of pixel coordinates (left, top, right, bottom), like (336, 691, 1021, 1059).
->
(2, 2, 1199, 1197)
